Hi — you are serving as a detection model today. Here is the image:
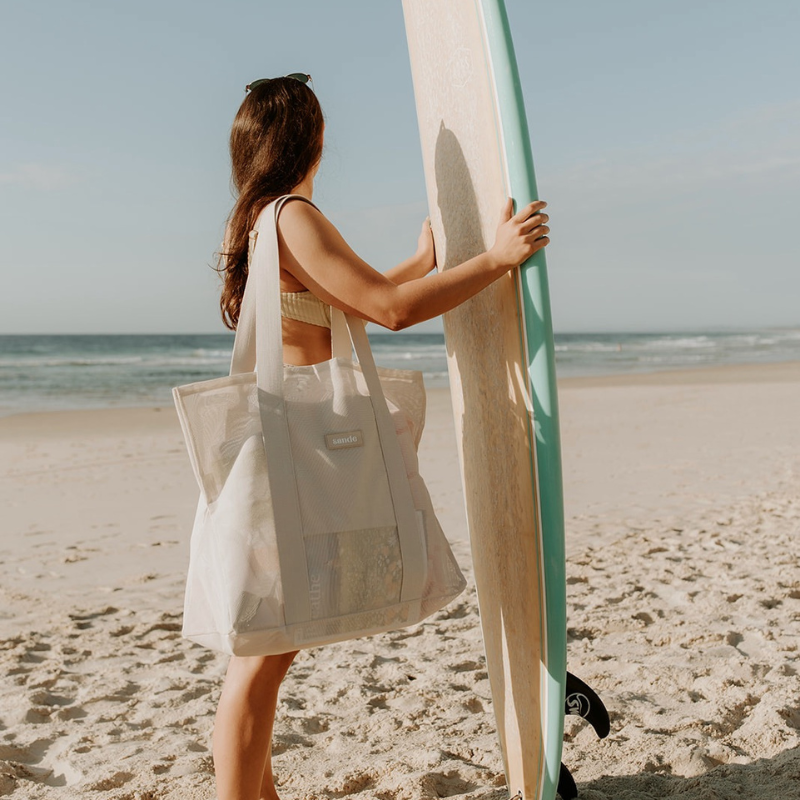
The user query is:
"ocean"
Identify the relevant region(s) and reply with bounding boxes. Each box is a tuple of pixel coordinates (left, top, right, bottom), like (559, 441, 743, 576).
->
(0, 329, 798, 416)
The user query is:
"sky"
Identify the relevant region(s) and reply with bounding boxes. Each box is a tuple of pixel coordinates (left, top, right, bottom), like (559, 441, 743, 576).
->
(1, 0, 798, 334)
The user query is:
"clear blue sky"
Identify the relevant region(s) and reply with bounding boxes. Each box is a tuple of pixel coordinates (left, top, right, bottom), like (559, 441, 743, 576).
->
(1, 0, 798, 334)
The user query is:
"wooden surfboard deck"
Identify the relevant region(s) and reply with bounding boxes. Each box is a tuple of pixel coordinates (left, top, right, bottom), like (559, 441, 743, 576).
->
(401, 2, 567, 799)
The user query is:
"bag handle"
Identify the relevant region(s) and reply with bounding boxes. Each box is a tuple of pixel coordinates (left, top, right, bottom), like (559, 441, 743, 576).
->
(230, 266, 256, 376)
(254, 196, 383, 396)
(230, 197, 351, 375)
(235, 196, 386, 396)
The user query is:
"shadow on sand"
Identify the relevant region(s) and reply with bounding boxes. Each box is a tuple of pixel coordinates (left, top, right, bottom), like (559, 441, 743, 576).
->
(573, 745, 800, 799)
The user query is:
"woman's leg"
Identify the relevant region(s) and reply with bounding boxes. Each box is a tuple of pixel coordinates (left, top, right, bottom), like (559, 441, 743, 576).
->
(213, 650, 298, 800)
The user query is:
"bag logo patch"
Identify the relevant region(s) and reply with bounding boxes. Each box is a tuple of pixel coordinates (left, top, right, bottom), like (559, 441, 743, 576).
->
(325, 430, 364, 450)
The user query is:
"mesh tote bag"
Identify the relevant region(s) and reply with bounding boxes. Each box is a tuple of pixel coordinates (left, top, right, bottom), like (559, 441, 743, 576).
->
(173, 194, 465, 656)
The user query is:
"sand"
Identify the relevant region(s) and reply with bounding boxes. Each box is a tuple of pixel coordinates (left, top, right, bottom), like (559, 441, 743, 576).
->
(1, 362, 799, 799)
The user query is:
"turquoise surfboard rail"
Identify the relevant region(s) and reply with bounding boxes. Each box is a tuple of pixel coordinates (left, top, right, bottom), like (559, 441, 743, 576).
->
(480, 1, 567, 798)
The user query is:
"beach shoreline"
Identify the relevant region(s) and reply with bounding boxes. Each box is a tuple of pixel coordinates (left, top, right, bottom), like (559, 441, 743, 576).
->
(1, 361, 799, 798)
(3, 356, 800, 419)
(2, 328, 798, 418)
(558, 358, 800, 387)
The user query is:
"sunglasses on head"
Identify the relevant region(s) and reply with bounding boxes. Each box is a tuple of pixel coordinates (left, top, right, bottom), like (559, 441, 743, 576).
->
(245, 73, 313, 93)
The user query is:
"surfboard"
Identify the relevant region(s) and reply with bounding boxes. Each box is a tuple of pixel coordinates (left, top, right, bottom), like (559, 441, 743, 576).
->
(401, 2, 566, 799)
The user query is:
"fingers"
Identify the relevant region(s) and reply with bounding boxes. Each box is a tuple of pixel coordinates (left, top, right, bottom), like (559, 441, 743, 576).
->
(533, 235, 550, 252)
(520, 213, 549, 233)
(501, 198, 546, 226)
(526, 227, 550, 244)
(491, 198, 550, 267)
(512, 199, 547, 224)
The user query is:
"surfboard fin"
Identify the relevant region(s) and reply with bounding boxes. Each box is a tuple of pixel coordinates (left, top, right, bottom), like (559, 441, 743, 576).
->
(557, 762, 578, 799)
(558, 674, 608, 796)
(564, 672, 610, 739)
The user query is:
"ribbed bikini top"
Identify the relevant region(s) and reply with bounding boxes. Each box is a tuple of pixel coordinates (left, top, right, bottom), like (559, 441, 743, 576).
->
(278, 288, 332, 329)
(247, 207, 332, 330)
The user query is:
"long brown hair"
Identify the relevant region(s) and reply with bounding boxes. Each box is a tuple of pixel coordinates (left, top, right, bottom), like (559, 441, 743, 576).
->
(217, 77, 325, 330)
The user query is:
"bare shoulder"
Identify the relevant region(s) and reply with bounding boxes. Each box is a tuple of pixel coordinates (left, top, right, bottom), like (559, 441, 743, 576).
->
(277, 196, 346, 253)
(278, 196, 325, 233)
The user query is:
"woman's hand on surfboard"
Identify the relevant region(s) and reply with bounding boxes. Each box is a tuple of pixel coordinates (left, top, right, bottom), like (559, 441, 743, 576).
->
(489, 199, 550, 270)
(414, 217, 437, 274)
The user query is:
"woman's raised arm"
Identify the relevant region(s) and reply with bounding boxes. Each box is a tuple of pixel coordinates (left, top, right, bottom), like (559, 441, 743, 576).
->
(276, 198, 549, 331)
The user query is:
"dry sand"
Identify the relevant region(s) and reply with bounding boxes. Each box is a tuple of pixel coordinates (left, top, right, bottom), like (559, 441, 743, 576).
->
(1, 362, 799, 799)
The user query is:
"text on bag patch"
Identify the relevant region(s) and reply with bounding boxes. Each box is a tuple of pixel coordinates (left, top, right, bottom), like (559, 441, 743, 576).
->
(325, 430, 364, 450)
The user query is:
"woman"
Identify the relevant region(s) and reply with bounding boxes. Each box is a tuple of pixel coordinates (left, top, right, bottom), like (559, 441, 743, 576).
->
(214, 75, 550, 800)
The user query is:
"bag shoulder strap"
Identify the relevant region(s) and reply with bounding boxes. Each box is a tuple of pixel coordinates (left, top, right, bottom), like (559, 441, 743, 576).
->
(230, 194, 324, 376)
